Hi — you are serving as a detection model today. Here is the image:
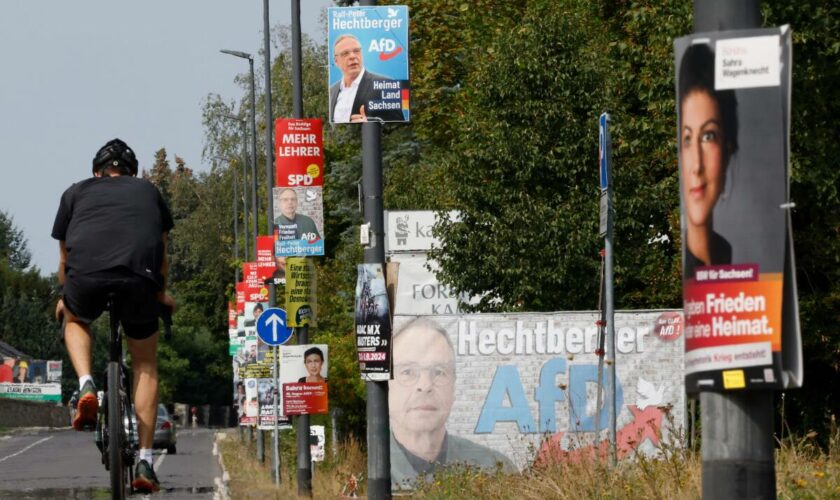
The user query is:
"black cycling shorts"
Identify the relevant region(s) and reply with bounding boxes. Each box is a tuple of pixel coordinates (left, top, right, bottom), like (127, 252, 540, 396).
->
(62, 268, 160, 340)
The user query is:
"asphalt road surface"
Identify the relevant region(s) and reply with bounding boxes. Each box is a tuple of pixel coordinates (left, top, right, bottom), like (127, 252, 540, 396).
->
(0, 426, 224, 499)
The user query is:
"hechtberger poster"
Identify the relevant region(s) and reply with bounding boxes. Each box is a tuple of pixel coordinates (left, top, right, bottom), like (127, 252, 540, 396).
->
(328, 5, 410, 124)
(675, 27, 800, 392)
(388, 311, 685, 489)
(273, 186, 324, 257)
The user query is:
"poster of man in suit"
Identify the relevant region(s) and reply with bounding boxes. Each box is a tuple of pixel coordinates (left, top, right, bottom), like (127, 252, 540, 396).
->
(328, 6, 410, 124)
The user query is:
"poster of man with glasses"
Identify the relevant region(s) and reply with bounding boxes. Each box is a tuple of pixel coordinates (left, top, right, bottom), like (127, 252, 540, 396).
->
(328, 6, 410, 123)
(389, 317, 515, 489)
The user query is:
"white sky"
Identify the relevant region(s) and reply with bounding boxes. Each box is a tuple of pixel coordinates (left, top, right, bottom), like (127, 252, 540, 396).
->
(0, 0, 332, 275)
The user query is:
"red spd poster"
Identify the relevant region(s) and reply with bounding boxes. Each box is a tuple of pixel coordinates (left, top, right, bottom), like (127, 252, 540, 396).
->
(242, 262, 268, 302)
(275, 118, 324, 188)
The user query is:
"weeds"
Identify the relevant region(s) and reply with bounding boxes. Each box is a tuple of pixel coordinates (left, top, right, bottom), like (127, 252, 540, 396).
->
(218, 417, 840, 499)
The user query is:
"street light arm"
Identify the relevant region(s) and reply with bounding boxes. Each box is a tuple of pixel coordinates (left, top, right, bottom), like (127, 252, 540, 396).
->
(220, 49, 253, 60)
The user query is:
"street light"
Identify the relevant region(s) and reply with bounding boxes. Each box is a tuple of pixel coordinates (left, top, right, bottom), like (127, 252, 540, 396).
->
(222, 113, 252, 262)
(212, 156, 245, 281)
(220, 49, 259, 255)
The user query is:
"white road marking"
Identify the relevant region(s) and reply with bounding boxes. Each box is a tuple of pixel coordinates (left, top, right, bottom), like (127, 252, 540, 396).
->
(154, 448, 168, 471)
(0, 436, 53, 464)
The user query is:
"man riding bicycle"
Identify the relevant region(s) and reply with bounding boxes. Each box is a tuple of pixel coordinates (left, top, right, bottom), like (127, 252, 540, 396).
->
(52, 138, 175, 493)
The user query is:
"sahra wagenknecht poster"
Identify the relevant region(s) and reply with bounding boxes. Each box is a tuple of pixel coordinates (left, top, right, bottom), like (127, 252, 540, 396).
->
(674, 26, 801, 393)
(328, 5, 410, 124)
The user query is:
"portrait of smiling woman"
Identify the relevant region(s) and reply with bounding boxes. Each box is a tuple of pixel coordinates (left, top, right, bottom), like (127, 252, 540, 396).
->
(678, 42, 739, 279)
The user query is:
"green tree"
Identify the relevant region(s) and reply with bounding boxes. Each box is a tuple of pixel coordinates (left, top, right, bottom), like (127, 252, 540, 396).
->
(0, 211, 33, 271)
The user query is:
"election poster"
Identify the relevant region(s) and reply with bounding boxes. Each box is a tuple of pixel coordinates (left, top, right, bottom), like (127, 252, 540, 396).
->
(244, 377, 259, 419)
(355, 264, 392, 380)
(674, 27, 800, 392)
(235, 282, 245, 314)
(328, 5, 410, 124)
(242, 262, 268, 302)
(274, 119, 325, 259)
(388, 311, 685, 490)
(286, 257, 317, 327)
(275, 118, 324, 188)
(279, 344, 329, 416)
(255, 236, 277, 283)
(0, 358, 62, 403)
(273, 187, 324, 257)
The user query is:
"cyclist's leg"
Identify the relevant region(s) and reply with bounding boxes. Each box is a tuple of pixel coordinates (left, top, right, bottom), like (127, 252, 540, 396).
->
(117, 273, 162, 488)
(62, 271, 107, 430)
(64, 315, 93, 382)
(126, 332, 159, 452)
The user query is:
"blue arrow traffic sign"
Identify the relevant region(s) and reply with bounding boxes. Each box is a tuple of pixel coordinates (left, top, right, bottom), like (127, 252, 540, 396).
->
(256, 308, 294, 346)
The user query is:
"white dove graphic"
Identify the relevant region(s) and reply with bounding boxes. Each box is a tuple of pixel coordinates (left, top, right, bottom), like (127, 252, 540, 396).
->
(636, 377, 665, 410)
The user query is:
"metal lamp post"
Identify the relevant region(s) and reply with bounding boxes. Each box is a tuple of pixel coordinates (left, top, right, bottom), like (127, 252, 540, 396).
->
(220, 49, 260, 254)
(212, 155, 243, 282)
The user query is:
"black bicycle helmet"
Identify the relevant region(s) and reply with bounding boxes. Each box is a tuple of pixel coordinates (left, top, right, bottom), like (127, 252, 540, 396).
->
(92, 138, 139, 176)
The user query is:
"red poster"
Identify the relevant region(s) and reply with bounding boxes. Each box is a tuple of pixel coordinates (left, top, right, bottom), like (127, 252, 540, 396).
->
(256, 236, 277, 281)
(235, 283, 245, 314)
(275, 118, 324, 188)
(228, 302, 237, 328)
(282, 383, 328, 415)
(242, 262, 268, 302)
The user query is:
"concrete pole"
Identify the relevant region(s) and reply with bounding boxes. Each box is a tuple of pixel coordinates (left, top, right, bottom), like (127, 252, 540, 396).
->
(290, 1, 313, 495)
(691, 2, 775, 499)
(249, 58, 259, 258)
(262, 0, 280, 486)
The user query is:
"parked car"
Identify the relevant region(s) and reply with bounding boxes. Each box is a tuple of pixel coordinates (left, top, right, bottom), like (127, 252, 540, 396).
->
(124, 404, 177, 454)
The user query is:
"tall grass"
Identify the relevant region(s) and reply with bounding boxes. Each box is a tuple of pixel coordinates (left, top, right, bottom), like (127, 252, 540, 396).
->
(218, 418, 840, 499)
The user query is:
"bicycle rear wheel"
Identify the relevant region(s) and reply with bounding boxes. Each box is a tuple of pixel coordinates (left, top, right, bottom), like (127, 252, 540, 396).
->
(107, 361, 125, 499)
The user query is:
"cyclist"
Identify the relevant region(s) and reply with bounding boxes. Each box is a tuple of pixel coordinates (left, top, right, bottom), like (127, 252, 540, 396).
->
(52, 138, 175, 493)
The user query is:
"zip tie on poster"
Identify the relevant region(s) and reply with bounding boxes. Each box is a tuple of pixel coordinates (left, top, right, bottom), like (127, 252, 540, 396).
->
(779, 202, 796, 210)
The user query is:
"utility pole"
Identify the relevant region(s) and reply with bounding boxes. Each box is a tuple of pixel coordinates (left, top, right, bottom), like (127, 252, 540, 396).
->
(290, 0, 312, 496)
(691, 2, 775, 499)
(360, 3, 391, 498)
(262, 0, 280, 486)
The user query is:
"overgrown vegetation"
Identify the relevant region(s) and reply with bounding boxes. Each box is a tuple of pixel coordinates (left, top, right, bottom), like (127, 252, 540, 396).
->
(218, 416, 840, 499)
(0, 0, 836, 449)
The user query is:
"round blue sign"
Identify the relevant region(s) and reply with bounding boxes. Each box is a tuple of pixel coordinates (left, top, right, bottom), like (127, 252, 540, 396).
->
(256, 308, 294, 346)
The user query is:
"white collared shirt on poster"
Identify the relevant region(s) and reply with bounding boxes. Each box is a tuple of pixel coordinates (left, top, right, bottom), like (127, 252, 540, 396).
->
(333, 69, 365, 123)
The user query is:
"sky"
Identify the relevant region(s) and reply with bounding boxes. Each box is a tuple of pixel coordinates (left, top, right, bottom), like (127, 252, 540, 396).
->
(0, 0, 333, 275)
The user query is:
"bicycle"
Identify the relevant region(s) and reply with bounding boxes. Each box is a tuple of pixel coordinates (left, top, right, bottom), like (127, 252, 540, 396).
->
(81, 294, 172, 499)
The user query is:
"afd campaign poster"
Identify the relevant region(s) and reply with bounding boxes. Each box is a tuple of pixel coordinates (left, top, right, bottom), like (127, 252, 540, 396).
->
(675, 27, 799, 392)
(273, 186, 324, 257)
(355, 264, 392, 380)
(328, 6, 410, 124)
(388, 312, 685, 490)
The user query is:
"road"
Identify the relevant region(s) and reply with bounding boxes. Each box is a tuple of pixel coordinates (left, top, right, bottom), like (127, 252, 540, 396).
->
(0, 426, 224, 499)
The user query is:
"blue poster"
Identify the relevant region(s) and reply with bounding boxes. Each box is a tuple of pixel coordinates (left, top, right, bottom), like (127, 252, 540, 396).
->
(328, 6, 410, 124)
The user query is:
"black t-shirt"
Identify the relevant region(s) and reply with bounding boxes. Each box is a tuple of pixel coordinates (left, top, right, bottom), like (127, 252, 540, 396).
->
(51, 176, 174, 287)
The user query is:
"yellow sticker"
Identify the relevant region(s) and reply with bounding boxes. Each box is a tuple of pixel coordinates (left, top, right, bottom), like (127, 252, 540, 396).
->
(306, 163, 321, 178)
(722, 370, 746, 389)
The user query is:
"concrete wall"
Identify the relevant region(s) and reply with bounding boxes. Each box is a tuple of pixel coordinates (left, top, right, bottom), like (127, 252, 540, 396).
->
(0, 399, 70, 428)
